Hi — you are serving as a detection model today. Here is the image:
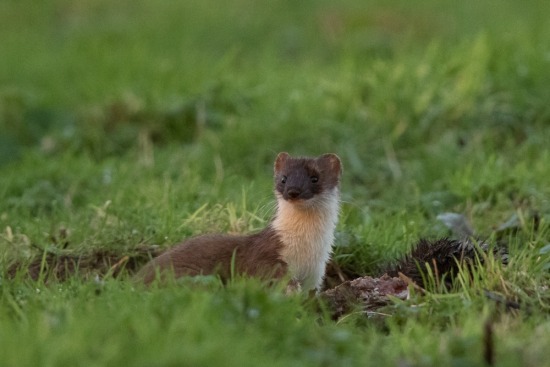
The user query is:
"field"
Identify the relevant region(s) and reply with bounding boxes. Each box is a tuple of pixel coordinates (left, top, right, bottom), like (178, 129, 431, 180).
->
(1, 0, 550, 365)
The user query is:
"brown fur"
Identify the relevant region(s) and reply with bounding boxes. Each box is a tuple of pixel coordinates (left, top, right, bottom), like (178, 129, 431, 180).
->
(136, 227, 287, 284)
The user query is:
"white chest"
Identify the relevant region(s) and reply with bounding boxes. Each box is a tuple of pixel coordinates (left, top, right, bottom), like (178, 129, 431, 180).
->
(272, 190, 340, 291)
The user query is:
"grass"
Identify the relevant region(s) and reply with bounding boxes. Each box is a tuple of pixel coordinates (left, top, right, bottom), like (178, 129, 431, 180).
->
(1, 0, 550, 365)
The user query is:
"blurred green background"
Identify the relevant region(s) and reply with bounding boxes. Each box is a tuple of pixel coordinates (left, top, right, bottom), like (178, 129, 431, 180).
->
(2, 0, 549, 163)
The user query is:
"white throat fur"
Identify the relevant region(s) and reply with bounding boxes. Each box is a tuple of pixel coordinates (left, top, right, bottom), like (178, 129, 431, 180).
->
(271, 188, 340, 291)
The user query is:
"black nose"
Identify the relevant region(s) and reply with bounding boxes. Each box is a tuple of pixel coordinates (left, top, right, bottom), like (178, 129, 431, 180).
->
(286, 188, 301, 199)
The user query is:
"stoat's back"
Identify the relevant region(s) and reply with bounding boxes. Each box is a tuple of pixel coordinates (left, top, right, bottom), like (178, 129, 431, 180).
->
(136, 228, 287, 284)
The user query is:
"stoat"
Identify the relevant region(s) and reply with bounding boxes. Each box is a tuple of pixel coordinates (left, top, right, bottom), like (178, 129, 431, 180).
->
(136, 152, 342, 292)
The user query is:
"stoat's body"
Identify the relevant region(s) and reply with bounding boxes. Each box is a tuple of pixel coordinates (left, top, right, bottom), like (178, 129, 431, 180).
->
(136, 152, 342, 292)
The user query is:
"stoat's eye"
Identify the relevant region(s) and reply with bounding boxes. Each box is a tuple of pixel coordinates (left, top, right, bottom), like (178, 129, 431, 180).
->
(310, 176, 319, 183)
(281, 175, 287, 184)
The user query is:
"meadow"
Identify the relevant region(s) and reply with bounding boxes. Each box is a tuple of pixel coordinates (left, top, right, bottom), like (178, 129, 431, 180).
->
(1, 0, 550, 365)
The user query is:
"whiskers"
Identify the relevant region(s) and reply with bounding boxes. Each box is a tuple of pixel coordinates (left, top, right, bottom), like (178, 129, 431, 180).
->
(256, 193, 278, 220)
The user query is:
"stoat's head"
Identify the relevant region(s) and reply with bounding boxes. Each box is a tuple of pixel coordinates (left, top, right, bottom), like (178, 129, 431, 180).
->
(273, 152, 342, 207)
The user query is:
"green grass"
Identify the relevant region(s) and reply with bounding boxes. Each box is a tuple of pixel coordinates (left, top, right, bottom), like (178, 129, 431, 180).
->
(1, 0, 550, 365)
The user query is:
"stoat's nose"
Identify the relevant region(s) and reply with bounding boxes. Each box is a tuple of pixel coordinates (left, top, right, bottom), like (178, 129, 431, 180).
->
(285, 187, 302, 200)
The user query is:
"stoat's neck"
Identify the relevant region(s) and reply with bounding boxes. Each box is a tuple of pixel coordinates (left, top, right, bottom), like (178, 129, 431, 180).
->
(271, 188, 340, 291)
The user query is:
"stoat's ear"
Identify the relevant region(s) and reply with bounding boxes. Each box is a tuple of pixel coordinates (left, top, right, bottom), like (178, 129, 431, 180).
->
(274, 152, 290, 173)
(318, 153, 342, 177)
